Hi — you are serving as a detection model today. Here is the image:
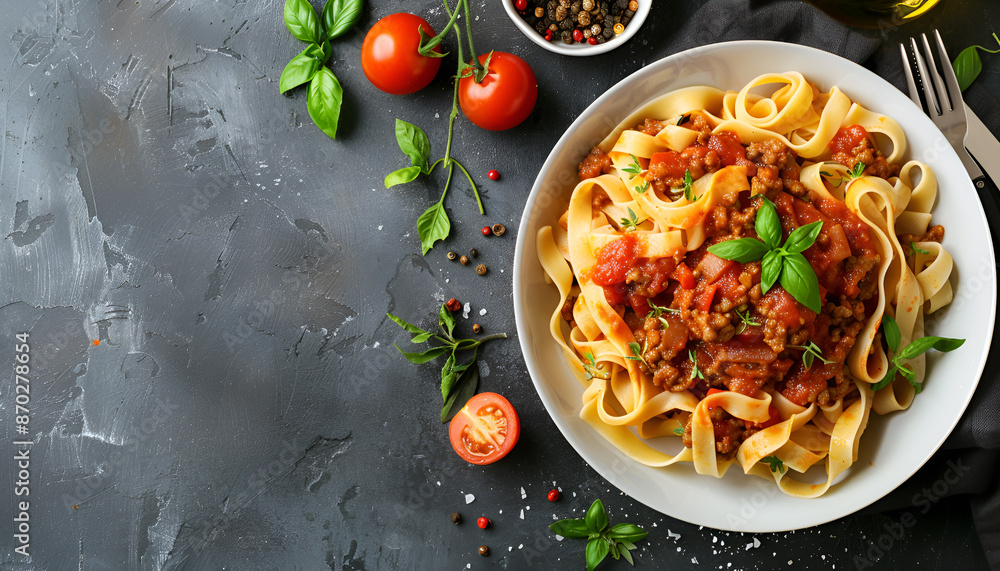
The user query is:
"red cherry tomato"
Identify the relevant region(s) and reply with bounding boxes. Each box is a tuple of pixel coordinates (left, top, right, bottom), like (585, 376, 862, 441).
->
(458, 52, 538, 131)
(361, 14, 442, 95)
(448, 392, 520, 464)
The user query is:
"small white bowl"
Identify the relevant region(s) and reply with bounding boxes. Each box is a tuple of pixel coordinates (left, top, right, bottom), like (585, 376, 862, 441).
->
(502, 0, 651, 56)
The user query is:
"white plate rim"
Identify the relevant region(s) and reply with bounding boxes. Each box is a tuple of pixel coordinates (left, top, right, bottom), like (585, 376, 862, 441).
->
(512, 39, 997, 532)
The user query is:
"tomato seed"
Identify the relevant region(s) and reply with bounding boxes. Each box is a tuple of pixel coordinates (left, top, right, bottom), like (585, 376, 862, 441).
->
(477, 517, 491, 529)
(547, 489, 560, 502)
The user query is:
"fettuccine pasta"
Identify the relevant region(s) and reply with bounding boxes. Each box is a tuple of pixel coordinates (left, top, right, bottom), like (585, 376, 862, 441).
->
(537, 72, 956, 497)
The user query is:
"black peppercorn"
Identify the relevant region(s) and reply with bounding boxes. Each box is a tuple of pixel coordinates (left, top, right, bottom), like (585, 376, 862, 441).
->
(451, 512, 462, 524)
(470, 248, 479, 258)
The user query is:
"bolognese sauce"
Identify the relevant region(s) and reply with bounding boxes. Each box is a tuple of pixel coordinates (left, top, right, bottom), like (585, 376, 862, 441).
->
(575, 120, 894, 458)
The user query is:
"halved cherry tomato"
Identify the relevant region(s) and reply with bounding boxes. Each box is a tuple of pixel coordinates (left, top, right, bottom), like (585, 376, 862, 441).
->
(670, 262, 696, 290)
(458, 52, 538, 131)
(448, 392, 520, 464)
(361, 13, 442, 95)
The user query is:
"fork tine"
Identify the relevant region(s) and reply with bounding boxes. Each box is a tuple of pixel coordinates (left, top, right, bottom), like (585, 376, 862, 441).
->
(934, 29, 963, 114)
(911, 37, 940, 115)
(899, 43, 922, 108)
(920, 32, 952, 113)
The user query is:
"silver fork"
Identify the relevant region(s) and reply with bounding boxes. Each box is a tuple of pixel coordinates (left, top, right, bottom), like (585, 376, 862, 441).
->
(900, 29, 986, 189)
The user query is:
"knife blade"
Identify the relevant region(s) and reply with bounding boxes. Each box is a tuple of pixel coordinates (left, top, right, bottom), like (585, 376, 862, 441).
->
(965, 105, 998, 190)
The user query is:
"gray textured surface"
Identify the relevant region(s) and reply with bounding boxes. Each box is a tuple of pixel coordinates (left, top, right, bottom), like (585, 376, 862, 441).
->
(0, 0, 996, 569)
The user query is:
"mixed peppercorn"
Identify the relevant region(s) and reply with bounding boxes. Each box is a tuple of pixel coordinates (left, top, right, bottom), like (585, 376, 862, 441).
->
(514, 0, 638, 45)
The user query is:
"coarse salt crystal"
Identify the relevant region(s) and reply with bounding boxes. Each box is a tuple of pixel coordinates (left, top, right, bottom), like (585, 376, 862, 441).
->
(519, 509, 524, 519)
(555, 535, 564, 541)
(462, 303, 471, 319)
(465, 494, 475, 504)
(754, 538, 761, 548)
(479, 308, 487, 316)
(691, 557, 699, 564)
(667, 530, 680, 540)
(520, 487, 526, 499)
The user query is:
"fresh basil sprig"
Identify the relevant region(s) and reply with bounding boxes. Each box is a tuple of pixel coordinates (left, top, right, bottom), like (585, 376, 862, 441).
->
(383, 119, 485, 254)
(787, 341, 832, 370)
(280, 0, 362, 138)
(871, 314, 965, 392)
(688, 348, 704, 381)
(549, 499, 648, 570)
(388, 302, 506, 422)
(953, 33, 1000, 92)
(622, 155, 643, 180)
(707, 196, 823, 313)
(680, 170, 696, 201)
(620, 208, 640, 232)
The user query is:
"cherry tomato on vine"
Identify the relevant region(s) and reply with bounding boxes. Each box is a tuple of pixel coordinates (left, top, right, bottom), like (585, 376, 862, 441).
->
(448, 392, 520, 464)
(361, 13, 442, 95)
(458, 52, 538, 131)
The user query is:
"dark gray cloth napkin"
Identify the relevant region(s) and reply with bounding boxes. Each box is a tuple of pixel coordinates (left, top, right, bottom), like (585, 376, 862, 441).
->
(663, 0, 1000, 566)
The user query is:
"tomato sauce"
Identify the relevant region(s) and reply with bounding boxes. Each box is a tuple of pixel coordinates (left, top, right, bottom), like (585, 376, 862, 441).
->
(829, 124, 869, 155)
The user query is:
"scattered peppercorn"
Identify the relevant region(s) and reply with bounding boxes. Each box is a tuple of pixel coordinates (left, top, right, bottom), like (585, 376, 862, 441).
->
(487, 169, 500, 180)
(477, 517, 491, 529)
(572, 28, 583, 42)
(447, 251, 457, 260)
(473, 323, 483, 334)
(460, 255, 469, 265)
(482, 226, 492, 236)
(469, 248, 479, 258)
(588, 36, 597, 45)
(476, 264, 487, 275)
(446, 298, 462, 312)
(547, 489, 560, 501)
(451, 512, 462, 524)
(479, 545, 490, 556)
(613, 22, 624, 34)
(516, 0, 527, 9)
(491, 223, 506, 236)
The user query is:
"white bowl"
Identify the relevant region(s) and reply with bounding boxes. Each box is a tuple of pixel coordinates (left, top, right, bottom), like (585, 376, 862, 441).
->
(512, 40, 996, 532)
(502, 0, 651, 56)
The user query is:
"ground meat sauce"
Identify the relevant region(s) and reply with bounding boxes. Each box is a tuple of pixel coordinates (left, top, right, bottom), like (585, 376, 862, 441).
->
(578, 123, 891, 458)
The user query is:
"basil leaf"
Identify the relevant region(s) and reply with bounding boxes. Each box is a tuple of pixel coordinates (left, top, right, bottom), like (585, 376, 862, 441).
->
(882, 314, 901, 353)
(387, 313, 431, 336)
(283, 0, 322, 43)
(279, 44, 325, 93)
(443, 352, 475, 401)
(395, 344, 449, 364)
(549, 518, 591, 539)
(441, 363, 478, 422)
(871, 363, 897, 391)
(440, 350, 458, 400)
(706, 238, 769, 263)
(384, 166, 422, 188)
(417, 202, 450, 255)
(802, 350, 815, 370)
(306, 67, 343, 139)
(607, 523, 648, 542)
(761, 249, 782, 293)
(322, 0, 363, 41)
(783, 221, 823, 254)
(394, 119, 431, 173)
(953, 34, 1000, 92)
(897, 335, 965, 361)
(586, 537, 610, 571)
(755, 196, 781, 250)
(621, 544, 634, 565)
(411, 331, 433, 343)
(584, 499, 608, 533)
(438, 302, 456, 337)
(780, 252, 821, 313)
(608, 542, 620, 560)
